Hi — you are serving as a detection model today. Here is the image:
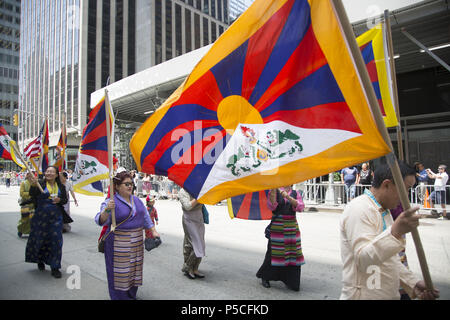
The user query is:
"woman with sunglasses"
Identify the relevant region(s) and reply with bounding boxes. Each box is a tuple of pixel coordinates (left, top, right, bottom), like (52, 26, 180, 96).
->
(95, 171, 159, 300)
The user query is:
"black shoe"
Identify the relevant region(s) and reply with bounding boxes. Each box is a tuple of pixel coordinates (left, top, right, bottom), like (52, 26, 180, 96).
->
(261, 279, 270, 288)
(184, 271, 196, 279)
(37, 262, 45, 271)
(17, 232, 22, 238)
(194, 272, 205, 279)
(51, 269, 62, 278)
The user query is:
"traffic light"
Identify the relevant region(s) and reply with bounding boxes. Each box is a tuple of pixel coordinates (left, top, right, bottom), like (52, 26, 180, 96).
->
(13, 113, 18, 126)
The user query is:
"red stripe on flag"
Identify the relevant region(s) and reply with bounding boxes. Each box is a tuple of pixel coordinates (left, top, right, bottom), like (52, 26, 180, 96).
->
(255, 26, 328, 112)
(236, 193, 253, 220)
(366, 60, 378, 83)
(167, 129, 226, 186)
(258, 191, 273, 220)
(263, 102, 361, 133)
(241, 0, 295, 101)
(174, 71, 224, 111)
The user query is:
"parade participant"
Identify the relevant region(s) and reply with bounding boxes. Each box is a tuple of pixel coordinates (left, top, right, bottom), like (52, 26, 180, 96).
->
(95, 171, 159, 300)
(256, 185, 305, 291)
(179, 188, 206, 279)
(60, 171, 77, 232)
(145, 195, 159, 239)
(17, 172, 35, 238)
(340, 161, 439, 300)
(25, 166, 68, 279)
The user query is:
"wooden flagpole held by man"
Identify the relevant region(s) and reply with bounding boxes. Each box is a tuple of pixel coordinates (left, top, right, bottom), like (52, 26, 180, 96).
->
(105, 89, 116, 231)
(332, 0, 433, 290)
(384, 10, 404, 161)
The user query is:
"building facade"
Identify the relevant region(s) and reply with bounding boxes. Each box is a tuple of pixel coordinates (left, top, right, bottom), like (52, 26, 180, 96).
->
(19, 0, 228, 169)
(136, 0, 229, 72)
(228, 0, 248, 21)
(0, 0, 20, 142)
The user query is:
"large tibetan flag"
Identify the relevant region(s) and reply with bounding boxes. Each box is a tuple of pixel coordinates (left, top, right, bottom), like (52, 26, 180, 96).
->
(0, 123, 25, 168)
(130, 0, 391, 205)
(72, 94, 114, 196)
(227, 190, 273, 220)
(357, 23, 398, 128)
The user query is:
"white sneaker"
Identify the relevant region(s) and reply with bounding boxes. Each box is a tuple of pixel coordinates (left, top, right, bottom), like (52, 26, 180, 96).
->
(437, 216, 444, 220)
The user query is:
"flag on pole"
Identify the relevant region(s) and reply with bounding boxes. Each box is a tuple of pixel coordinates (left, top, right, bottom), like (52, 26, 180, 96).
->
(72, 93, 114, 196)
(130, 0, 391, 205)
(54, 125, 67, 171)
(0, 123, 25, 168)
(24, 119, 49, 173)
(357, 23, 399, 128)
(227, 190, 273, 220)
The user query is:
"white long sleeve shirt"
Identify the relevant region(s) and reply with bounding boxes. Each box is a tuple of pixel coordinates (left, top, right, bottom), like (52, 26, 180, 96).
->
(340, 194, 420, 300)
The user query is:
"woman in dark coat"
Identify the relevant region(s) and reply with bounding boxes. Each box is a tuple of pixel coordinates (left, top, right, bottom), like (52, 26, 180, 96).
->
(256, 186, 305, 291)
(25, 166, 67, 278)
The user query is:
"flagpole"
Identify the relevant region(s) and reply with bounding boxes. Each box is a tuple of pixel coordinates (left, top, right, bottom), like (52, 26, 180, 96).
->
(331, 0, 433, 290)
(11, 139, 44, 193)
(62, 112, 67, 170)
(384, 10, 404, 161)
(105, 89, 116, 231)
(37, 117, 48, 175)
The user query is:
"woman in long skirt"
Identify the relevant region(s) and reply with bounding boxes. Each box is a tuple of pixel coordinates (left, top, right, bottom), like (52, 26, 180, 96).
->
(178, 188, 206, 279)
(25, 166, 68, 278)
(96, 171, 159, 300)
(256, 186, 305, 291)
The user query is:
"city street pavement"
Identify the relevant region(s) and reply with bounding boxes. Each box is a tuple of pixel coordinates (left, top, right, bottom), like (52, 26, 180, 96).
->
(0, 185, 449, 300)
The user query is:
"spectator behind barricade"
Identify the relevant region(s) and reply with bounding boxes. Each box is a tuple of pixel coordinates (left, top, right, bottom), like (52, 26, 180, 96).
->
(356, 163, 373, 196)
(341, 166, 359, 203)
(427, 164, 448, 220)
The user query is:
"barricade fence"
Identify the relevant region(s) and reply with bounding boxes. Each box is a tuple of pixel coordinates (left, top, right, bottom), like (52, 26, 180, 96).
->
(296, 181, 449, 213)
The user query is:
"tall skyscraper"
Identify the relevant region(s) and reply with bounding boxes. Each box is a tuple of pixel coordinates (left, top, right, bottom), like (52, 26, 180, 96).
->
(0, 0, 20, 143)
(19, 0, 229, 168)
(136, 0, 229, 72)
(228, 0, 248, 22)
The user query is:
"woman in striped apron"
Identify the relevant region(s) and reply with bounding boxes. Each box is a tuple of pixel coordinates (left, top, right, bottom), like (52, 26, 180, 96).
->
(96, 171, 159, 300)
(256, 186, 305, 291)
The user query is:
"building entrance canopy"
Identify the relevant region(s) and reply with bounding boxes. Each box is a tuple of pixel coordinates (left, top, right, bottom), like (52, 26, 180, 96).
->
(90, 44, 212, 124)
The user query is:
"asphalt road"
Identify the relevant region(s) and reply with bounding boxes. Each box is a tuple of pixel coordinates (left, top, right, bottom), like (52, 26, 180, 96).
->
(0, 185, 449, 300)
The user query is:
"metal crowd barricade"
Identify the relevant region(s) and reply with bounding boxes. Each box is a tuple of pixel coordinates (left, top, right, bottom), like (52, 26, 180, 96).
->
(410, 184, 449, 214)
(300, 181, 372, 207)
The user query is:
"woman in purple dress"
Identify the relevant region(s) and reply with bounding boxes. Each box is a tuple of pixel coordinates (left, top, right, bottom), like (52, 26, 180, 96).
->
(95, 171, 159, 300)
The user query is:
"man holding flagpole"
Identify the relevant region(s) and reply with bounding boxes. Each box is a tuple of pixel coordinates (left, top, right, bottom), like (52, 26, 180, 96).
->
(339, 161, 439, 300)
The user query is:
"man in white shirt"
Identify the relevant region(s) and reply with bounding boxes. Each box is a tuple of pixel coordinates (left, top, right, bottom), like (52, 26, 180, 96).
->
(427, 165, 448, 220)
(340, 161, 439, 300)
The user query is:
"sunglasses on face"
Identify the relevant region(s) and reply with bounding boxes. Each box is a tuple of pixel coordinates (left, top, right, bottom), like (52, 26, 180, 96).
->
(121, 182, 133, 187)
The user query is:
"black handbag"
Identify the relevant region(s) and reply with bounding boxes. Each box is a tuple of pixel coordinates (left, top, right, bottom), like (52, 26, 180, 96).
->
(144, 237, 162, 252)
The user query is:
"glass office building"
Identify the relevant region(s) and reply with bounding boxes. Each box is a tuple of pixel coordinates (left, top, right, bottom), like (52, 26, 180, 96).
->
(0, 0, 20, 142)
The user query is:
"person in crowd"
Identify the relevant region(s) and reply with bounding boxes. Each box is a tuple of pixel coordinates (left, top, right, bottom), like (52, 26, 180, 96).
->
(178, 188, 206, 280)
(145, 195, 159, 239)
(356, 162, 373, 196)
(25, 166, 68, 279)
(341, 166, 359, 202)
(95, 171, 159, 300)
(427, 164, 448, 219)
(415, 162, 430, 207)
(17, 172, 35, 238)
(340, 161, 439, 300)
(59, 171, 78, 232)
(142, 173, 152, 196)
(5, 171, 11, 188)
(256, 185, 305, 291)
